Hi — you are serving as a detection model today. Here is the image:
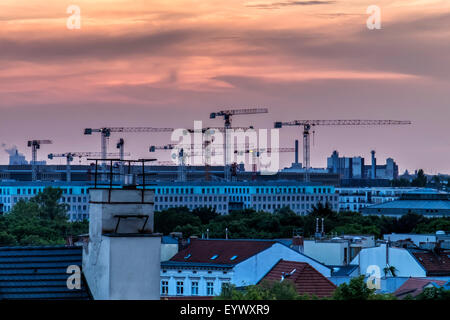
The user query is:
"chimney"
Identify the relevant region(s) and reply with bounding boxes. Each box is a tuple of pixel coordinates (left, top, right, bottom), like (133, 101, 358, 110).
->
(295, 140, 299, 165)
(82, 188, 161, 300)
(292, 236, 304, 253)
(371, 150, 376, 179)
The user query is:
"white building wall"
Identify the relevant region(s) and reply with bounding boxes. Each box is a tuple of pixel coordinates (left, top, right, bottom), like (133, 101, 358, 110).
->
(161, 268, 233, 297)
(351, 244, 426, 278)
(161, 244, 179, 262)
(304, 241, 347, 266)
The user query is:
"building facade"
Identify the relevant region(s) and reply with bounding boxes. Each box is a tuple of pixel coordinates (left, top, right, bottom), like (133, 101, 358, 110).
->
(0, 181, 90, 221)
(160, 239, 331, 297)
(152, 181, 338, 215)
(336, 187, 425, 212)
(0, 180, 338, 220)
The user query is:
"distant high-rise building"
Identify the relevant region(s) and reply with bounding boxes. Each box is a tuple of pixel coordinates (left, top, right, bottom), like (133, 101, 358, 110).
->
(8, 149, 28, 165)
(327, 150, 398, 181)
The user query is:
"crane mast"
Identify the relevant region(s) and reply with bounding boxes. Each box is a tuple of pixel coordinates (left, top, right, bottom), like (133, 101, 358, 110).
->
(84, 127, 174, 161)
(27, 140, 52, 181)
(274, 119, 412, 182)
(48, 152, 128, 182)
(210, 107, 268, 181)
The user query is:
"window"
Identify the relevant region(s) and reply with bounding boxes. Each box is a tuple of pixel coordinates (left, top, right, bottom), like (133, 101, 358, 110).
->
(191, 281, 199, 295)
(206, 282, 214, 296)
(161, 280, 169, 295)
(176, 281, 184, 295)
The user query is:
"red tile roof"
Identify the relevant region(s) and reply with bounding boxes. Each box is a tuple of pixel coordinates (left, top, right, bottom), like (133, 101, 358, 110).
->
(170, 239, 276, 265)
(394, 278, 447, 298)
(259, 260, 336, 298)
(412, 251, 450, 276)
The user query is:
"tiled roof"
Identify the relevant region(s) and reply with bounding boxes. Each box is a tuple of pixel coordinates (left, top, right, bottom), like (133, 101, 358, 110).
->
(0, 246, 91, 300)
(411, 250, 450, 276)
(329, 264, 359, 277)
(394, 278, 447, 298)
(260, 260, 336, 298)
(170, 239, 276, 265)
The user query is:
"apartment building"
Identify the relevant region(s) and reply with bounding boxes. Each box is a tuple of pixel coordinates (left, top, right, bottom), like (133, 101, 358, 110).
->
(152, 181, 338, 215)
(0, 181, 90, 221)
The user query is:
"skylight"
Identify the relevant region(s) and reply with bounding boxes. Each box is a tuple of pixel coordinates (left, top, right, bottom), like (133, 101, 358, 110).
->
(210, 254, 219, 260)
(230, 255, 238, 261)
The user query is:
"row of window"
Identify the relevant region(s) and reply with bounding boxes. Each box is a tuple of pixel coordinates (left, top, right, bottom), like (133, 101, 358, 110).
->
(0, 187, 88, 196)
(154, 186, 333, 195)
(161, 280, 216, 296)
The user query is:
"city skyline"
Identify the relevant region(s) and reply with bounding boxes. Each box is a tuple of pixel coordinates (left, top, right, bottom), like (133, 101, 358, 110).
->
(1, 0, 449, 174)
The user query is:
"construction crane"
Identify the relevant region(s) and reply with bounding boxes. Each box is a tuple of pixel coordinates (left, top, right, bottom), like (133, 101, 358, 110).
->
(27, 140, 52, 181)
(237, 147, 296, 180)
(83, 127, 174, 162)
(116, 138, 125, 179)
(209, 108, 268, 180)
(274, 120, 412, 182)
(48, 152, 129, 182)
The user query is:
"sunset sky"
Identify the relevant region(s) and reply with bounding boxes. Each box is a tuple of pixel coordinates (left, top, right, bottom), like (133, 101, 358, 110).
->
(0, 0, 449, 173)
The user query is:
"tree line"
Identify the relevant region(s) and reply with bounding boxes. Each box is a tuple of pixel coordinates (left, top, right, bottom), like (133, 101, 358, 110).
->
(0, 187, 88, 246)
(216, 276, 450, 300)
(0, 187, 449, 246)
(155, 204, 450, 239)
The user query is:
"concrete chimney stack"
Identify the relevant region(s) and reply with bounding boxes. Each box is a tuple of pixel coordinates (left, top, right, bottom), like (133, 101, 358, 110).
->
(371, 150, 376, 179)
(83, 188, 161, 300)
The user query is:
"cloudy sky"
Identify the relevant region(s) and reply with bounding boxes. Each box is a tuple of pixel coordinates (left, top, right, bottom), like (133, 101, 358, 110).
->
(0, 0, 449, 173)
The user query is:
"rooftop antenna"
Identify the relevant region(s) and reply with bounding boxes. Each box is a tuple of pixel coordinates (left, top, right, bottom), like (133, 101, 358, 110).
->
(315, 218, 319, 234)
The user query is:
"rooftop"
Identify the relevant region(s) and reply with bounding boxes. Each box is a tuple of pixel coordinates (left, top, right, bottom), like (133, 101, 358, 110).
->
(168, 239, 277, 266)
(0, 246, 91, 300)
(410, 250, 450, 276)
(260, 260, 336, 297)
(394, 278, 447, 298)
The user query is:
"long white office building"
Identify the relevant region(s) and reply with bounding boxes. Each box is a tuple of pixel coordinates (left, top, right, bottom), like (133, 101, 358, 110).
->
(152, 181, 338, 215)
(0, 180, 338, 220)
(0, 181, 90, 221)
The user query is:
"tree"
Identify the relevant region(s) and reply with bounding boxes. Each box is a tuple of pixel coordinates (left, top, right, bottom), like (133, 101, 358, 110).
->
(411, 169, 427, 187)
(332, 276, 396, 300)
(154, 207, 202, 235)
(396, 213, 425, 233)
(0, 187, 88, 246)
(216, 281, 306, 300)
(415, 287, 450, 300)
(332, 276, 375, 300)
(383, 265, 397, 277)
